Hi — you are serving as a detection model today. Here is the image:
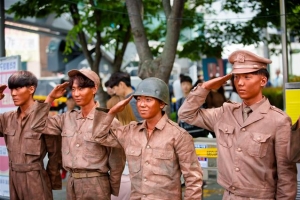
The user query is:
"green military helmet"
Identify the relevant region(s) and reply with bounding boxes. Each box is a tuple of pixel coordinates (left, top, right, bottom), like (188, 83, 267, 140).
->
(133, 77, 170, 104)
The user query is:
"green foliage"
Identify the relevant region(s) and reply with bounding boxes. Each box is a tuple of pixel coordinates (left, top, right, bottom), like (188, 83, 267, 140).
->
(262, 87, 283, 110)
(179, 0, 300, 59)
(289, 75, 300, 82)
(7, 0, 132, 58)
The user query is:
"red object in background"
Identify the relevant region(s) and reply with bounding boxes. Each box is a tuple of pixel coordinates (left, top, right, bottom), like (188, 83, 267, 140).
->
(0, 138, 9, 172)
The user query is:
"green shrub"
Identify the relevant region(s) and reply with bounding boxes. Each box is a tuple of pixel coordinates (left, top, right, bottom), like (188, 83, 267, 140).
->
(262, 87, 283, 110)
(289, 75, 300, 82)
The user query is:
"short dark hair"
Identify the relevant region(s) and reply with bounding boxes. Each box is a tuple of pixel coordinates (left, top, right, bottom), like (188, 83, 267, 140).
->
(109, 72, 131, 88)
(250, 69, 270, 80)
(8, 71, 38, 93)
(104, 80, 110, 87)
(180, 75, 192, 84)
(69, 74, 95, 89)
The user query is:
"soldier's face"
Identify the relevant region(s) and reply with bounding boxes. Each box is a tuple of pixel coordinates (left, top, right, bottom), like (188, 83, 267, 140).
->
(136, 96, 165, 119)
(233, 73, 267, 104)
(71, 80, 96, 107)
(11, 86, 34, 107)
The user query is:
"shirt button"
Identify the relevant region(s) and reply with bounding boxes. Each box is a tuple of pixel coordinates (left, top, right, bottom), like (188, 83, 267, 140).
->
(145, 162, 149, 165)
(232, 187, 236, 190)
(144, 178, 147, 182)
(237, 148, 242, 152)
(235, 167, 240, 172)
(76, 144, 80, 147)
(146, 145, 150, 149)
(225, 128, 228, 132)
(257, 137, 261, 141)
(242, 128, 246, 132)
(143, 195, 146, 197)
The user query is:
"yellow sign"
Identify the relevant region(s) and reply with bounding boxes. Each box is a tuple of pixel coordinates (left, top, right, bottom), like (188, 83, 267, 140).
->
(286, 88, 300, 124)
(195, 148, 218, 158)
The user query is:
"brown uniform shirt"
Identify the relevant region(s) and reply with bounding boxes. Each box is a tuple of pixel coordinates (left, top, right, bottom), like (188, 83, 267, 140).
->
(91, 110, 203, 200)
(39, 103, 125, 197)
(0, 101, 62, 200)
(178, 86, 297, 199)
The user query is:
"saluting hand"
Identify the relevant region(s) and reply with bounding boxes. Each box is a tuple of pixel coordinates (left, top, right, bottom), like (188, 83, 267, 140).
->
(45, 82, 69, 104)
(108, 95, 133, 114)
(0, 85, 7, 100)
(201, 74, 232, 90)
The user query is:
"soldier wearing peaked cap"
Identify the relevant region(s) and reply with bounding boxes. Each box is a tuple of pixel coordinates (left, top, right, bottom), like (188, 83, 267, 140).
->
(90, 77, 203, 199)
(27, 68, 126, 200)
(178, 50, 297, 199)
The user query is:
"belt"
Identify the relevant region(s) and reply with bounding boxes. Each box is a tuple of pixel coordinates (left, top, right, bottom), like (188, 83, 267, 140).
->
(70, 171, 108, 179)
(10, 162, 42, 172)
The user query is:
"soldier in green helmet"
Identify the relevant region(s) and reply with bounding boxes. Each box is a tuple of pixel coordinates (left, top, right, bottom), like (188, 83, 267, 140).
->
(89, 77, 203, 199)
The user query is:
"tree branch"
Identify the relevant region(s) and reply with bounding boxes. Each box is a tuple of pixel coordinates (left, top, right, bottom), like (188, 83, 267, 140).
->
(162, 0, 171, 17)
(161, 0, 184, 62)
(113, 25, 131, 72)
(90, 0, 102, 74)
(69, 3, 94, 68)
(125, 0, 153, 63)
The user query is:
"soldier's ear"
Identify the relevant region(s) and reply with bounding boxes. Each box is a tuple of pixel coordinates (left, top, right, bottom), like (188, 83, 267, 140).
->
(159, 101, 166, 109)
(28, 86, 35, 95)
(260, 76, 267, 87)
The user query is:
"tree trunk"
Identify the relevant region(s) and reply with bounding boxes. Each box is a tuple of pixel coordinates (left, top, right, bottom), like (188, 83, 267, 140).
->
(126, 0, 185, 84)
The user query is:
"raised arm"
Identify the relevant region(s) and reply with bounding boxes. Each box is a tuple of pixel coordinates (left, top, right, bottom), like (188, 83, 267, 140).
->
(45, 82, 69, 104)
(91, 96, 133, 147)
(0, 84, 7, 100)
(178, 74, 231, 131)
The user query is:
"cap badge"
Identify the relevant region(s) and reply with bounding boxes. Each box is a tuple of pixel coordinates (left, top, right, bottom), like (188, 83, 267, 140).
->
(237, 53, 245, 63)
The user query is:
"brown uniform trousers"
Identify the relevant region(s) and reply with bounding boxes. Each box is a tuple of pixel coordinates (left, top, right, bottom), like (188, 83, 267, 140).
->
(178, 86, 297, 200)
(0, 101, 62, 200)
(36, 103, 125, 200)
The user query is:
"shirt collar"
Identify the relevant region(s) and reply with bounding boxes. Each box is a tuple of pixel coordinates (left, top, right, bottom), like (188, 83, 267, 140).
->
(17, 100, 39, 117)
(242, 96, 266, 112)
(76, 101, 99, 120)
(138, 113, 168, 132)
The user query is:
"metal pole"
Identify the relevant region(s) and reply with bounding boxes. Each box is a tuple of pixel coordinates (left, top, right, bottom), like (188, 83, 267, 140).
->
(0, 0, 5, 57)
(280, 0, 288, 110)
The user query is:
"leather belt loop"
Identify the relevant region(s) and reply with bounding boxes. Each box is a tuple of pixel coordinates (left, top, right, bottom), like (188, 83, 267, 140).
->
(70, 171, 108, 179)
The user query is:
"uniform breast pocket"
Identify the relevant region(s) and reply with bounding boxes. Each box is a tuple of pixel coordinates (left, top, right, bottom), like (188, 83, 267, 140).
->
(126, 146, 142, 173)
(152, 149, 174, 176)
(23, 131, 42, 156)
(83, 136, 103, 158)
(61, 129, 75, 155)
(218, 123, 235, 148)
(247, 132, 271, 158)
(4, 129, 16, 151)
